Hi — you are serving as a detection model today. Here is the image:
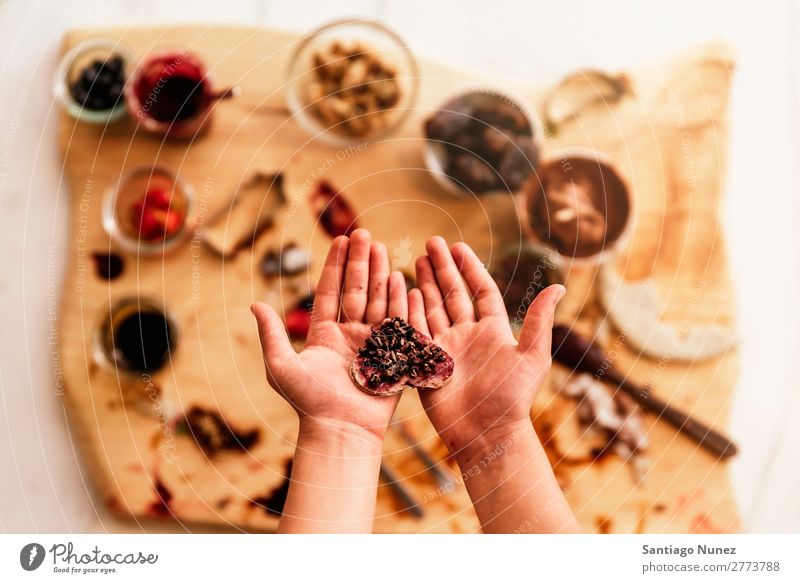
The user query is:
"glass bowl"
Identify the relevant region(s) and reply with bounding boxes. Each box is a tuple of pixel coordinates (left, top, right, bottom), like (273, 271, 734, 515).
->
(94, 295, 179, 376)
(102, 166, 194, 256)
(423, 85, 543, 198)
(53, 38, 133, 124)
(125, 47, 232, 139)
(285, 18, 419, 146)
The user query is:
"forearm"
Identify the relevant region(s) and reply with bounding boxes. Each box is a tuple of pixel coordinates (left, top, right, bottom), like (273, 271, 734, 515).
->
(278, 417, 383, 533)
(455, 420, 581, 534)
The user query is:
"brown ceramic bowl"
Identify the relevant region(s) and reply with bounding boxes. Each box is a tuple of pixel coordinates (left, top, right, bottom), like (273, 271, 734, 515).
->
(521, 148, 633, 265)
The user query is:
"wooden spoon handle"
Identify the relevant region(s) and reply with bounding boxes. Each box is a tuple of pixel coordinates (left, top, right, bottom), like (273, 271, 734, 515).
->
(617, 379, 738, 458)
(551, 324, 738, 459)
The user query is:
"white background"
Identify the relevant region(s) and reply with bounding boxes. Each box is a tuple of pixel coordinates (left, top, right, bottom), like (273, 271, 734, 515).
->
(0, 0, 798, 533)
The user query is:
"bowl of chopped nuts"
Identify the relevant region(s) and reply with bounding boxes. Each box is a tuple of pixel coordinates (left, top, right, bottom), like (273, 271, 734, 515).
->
(285, 18, 419, 145)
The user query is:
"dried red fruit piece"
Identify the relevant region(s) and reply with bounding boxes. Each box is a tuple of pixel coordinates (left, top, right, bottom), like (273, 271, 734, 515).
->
(182, 407, 259, 454)
(351, 317, 454, 396)
(311, 181, 357, 238)
(285, 294, 314, 339)
(130, 187, 187, 242)
(146, 187, 172, 208)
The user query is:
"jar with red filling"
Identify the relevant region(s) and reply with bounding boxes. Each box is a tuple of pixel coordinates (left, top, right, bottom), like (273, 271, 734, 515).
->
(125, 48, 237, 139)
(103, 166, 193, 255)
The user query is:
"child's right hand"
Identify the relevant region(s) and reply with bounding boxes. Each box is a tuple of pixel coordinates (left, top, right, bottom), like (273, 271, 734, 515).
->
(408, 237, 578, 533)
(408, 236, 565, 468)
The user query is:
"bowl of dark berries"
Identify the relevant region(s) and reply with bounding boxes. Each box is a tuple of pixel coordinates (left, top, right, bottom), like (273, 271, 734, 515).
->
(54, 38, 132, 124)
(424, 87, 542, 197)
(103, 166, 194, 256)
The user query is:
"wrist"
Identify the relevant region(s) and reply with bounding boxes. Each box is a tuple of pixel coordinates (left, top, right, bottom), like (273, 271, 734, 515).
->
(297, 416, 384, 458)
(451, 419, 537, 473)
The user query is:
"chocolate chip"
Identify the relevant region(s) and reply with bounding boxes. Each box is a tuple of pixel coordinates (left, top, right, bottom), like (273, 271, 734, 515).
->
(91, 251, 124, 280)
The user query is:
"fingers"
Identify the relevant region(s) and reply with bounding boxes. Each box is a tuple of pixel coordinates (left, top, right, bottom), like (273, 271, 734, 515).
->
(387, 272, 408, 319)
(449, 242, 506, 319)
(518, 284, 566, 356)
(252, 302, 295, 380)
(313, 236, 349, 322)
(425, 236, 476, 323)
(415, 255, 450, 336)
(365, 242, 390, 323)
(407, 288, 430, 337)
(340, 228, 372, 322)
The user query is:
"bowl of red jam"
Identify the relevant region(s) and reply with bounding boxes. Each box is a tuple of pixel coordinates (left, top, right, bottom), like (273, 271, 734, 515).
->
(125, 48, 236, 139)
(103, 166, 193, 255)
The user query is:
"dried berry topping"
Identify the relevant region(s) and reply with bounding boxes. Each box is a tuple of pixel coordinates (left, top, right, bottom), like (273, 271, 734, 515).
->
(182, 407, 259, 454)
(355, 317, 449, 390)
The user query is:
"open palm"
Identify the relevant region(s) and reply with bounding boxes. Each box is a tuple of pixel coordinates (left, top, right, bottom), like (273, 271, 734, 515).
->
(253, 230, 409, 438)
(408, 237, 565, 460)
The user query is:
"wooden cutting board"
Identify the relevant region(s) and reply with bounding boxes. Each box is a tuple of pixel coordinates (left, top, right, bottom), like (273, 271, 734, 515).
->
(57, 25, 739, 533)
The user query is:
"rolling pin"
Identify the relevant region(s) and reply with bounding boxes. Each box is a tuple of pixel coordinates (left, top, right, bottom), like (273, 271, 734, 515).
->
(551, 324, 738, 458)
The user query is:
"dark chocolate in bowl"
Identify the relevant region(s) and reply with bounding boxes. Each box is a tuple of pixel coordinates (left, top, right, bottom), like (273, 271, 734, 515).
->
(95, 297, 179, 375)
(523, 153, 631, 260)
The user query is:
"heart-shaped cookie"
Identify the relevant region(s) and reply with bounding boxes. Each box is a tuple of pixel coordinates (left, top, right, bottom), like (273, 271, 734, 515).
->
(350, 317, 454, 397)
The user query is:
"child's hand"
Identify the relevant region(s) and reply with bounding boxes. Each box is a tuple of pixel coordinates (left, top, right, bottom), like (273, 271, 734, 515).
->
(409, 237, 578, 533)
(252, 228, 408, 443)
(252, 229, 409, 533)
(408, 236, 565, 466)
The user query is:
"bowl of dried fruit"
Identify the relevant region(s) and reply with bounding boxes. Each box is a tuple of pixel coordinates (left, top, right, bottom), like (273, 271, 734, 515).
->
(53, 38, 133, 124)
(102, 166, 194, 256)
(285, 18, 419, 145)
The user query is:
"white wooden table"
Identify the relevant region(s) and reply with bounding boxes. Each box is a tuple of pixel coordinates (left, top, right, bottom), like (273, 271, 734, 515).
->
(0, 0, 798, 533)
